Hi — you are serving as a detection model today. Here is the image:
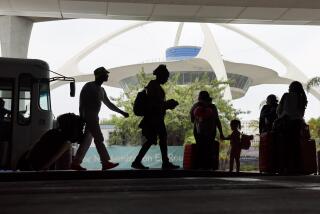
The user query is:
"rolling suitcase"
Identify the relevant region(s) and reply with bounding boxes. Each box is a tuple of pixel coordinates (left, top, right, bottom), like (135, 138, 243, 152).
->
(199, 140, 220, 170)
(183, 144, 197, 169)
(259, 132, 274, 173)
(211, 140, 220, 170)
(300, 139, 317, 174)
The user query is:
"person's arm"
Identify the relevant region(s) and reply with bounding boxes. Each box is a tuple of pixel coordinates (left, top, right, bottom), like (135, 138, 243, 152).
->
(41, 142, 70, 170)
(213, 105, 224, 139)
(276, 93, 286, 117)
(164, 99, 179, 110)
(259, 106, 266, 133)
(190, 104, 196, 123)
(102, 89, 129, 117)
(223, 134, 231, 140)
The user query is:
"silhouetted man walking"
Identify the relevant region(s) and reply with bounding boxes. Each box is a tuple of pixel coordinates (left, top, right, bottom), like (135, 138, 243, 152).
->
(71, 67, 129, 171)
(131, 64, 179, 170)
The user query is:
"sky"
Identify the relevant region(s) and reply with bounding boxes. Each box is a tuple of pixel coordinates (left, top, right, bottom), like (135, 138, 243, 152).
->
(27, 19, 320, 121)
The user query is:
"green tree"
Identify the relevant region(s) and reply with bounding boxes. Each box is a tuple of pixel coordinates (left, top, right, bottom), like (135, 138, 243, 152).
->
(103, 70, 240, 147)
(307, 77, 320, 91)
(308, 117, 320, 143)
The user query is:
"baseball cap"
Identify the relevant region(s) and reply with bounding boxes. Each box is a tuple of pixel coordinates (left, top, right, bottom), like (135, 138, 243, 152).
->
(94, 67, 109, 78)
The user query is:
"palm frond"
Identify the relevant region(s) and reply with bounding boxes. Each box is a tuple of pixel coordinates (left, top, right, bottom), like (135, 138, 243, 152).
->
(307, 77, 320, 91)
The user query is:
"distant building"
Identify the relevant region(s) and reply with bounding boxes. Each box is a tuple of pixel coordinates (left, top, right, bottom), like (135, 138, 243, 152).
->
(53, 22, 320, 101)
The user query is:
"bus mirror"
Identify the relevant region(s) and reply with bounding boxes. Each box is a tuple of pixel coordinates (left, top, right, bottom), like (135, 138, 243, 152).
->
(70, 82, 75, 97)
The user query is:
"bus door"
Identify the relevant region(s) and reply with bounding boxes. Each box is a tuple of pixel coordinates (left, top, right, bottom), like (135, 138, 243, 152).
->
(11, 74, 33, 169)
(0, 78, 14, 169)
(32, 78, 52, 145)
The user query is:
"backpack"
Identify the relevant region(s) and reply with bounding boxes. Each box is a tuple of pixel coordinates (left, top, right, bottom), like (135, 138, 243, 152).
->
(133, 89, 148, 116)
(193, 105, 215, 135)
(240, 134, 253, 150)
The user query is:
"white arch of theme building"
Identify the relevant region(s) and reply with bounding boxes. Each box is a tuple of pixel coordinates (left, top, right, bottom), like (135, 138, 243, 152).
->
(51, 21, 320, 101)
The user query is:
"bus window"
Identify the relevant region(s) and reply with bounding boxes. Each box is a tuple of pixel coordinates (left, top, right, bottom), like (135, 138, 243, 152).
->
(0, 78, 13, 132)
(39, 80, 51, 111)
(0, 78, 13, 167)
(18, 74, 32, 125)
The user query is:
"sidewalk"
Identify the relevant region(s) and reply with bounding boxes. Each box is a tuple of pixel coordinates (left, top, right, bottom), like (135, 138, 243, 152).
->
(1, 172, 320, 214)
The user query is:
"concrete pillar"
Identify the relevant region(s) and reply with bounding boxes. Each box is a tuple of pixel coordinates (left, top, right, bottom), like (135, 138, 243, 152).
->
(0, 16, 33, 58)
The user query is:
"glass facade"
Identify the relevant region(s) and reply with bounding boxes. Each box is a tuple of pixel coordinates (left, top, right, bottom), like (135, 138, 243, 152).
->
(166, 46, 201, 61)
(120, 71, 252, 93)
(227, 73, 253, 92)
(120, 46, 253, 94)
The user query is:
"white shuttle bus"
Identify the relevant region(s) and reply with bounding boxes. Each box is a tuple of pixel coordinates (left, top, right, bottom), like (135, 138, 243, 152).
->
(0, 57, 74, 170)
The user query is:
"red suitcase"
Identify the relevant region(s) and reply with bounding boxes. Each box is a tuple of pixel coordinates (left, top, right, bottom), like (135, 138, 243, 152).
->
(259, 132, 274, 173)
(183, 141, 219, 170)
(183, 144, 197, 169)
(300, 139, 317, 174)
(210, 140, 220, 170)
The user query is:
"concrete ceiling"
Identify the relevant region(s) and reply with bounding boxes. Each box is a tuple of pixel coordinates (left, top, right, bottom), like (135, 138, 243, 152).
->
(2, 0, 320, 24)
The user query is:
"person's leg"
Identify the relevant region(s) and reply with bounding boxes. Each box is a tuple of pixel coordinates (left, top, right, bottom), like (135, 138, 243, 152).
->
(42, 143, 70, 170)
(132, 137, 154, 169)
(133, 141, 153, 163)
(235, 149, 241, 173)
(229, 149, 234, 172)
(158, 122, 169, 164)
(196, 138, 206, 169)
(158, 121, 179, 169)
(291, 120, 302, 173)
(72, 127, 93, 169)
(135, 124, 155, 163)
(87, 117, 112, 166)
(132, 121, 156, 169)
(194, 129, 201, 169)
(195, 142, 202, 169)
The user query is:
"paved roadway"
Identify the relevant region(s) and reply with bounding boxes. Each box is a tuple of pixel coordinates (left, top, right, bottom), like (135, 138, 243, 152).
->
(1, 170, 320, 214)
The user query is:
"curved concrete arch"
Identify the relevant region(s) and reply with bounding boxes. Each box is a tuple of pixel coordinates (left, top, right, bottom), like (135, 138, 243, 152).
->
(197, 23, 232, 99)
(51, 21, 151, 89)
(52, 21, 232, 100)
(51, 21, 320, 101)
(174, 22, 184, 46)
(172, 22, 232, 99)
(217, 24, 320, 100)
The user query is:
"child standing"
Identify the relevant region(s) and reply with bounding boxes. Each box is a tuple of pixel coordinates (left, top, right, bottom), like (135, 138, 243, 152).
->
(224, 119, 242, 173)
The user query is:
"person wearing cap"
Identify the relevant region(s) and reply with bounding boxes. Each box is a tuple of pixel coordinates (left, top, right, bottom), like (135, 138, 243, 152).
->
(71, 67, 129, 171)
(190, 90, 224, 169)
(259, 94, 278, 134)
(131, 64, 180, 170)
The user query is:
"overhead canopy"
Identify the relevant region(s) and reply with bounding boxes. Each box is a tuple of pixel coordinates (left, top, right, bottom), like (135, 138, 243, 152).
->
(1, 0, 320, 24)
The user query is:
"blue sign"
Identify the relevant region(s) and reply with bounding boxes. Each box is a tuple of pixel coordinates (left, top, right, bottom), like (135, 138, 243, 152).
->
(82, 145, 184, 169)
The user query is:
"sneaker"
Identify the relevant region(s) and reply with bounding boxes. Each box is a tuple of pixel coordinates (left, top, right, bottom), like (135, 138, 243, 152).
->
(162, 162, 180, 170)
(131, 161, 149, 170)
(102, 161, 119, 170)
(71, 163, 87, 171)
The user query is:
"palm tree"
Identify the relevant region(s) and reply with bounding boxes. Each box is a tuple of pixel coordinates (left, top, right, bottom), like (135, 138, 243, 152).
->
(307, 77, 320, 91)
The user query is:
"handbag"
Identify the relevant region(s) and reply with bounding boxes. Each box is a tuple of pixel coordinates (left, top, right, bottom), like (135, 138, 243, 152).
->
(241, 134, 253, 150)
